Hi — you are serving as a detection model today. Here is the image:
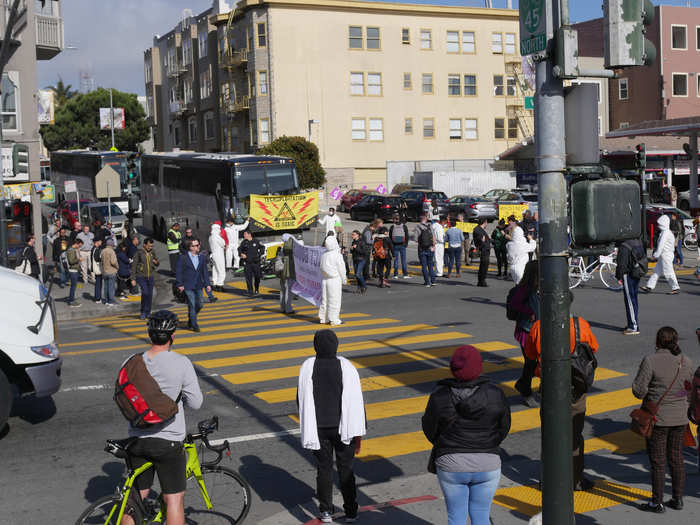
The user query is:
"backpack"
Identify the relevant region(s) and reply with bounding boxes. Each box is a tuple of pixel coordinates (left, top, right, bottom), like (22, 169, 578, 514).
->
(59, 251, 69, 270)
(571, 317, 598, 401)
(66, 248, 79, 266)
(114, 354, 181, 429)
(418, 225, 433, 250)
(373, 238, 387, 259)
(506, 286, 520, 321)
(689, 366, 700, 425)
(626, 242, 648, 279)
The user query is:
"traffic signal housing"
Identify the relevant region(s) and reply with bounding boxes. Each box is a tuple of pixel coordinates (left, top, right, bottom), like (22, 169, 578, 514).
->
(12, 143, 29, 178)
(603, 0, 656, 68)
(635, 143, 646, 170)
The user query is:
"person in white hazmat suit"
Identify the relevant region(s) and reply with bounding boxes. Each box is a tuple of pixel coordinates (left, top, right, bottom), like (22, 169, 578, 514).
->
(319, 235, 347, 326)
(431, 218, 446, 277)
(318, 208, 342, 236)
(208, 223, 227, 290)
(642, 214, 680, 294)
(506, 226, 536, 284)
(224, 216, 249, 270)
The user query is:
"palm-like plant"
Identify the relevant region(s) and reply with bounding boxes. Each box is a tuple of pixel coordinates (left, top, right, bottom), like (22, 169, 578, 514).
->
(46, 77, 75, 107)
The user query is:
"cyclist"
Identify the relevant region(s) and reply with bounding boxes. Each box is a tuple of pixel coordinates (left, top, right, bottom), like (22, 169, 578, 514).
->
(122, 310, 203, 525)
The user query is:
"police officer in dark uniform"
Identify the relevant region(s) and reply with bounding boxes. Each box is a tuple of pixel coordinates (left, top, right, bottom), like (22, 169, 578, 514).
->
(238, 230, 265, 296)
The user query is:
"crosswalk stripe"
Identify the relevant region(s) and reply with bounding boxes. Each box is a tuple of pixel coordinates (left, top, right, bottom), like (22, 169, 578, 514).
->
(63, 323, 439, 357)
(195, 332, 487, 369)
(83, 298, 251, 323)
(355, 386, 637, 461)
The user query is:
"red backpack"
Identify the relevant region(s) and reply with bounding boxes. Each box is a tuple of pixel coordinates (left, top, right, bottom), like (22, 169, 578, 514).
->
(114, 354, 180, 429)
(373, 238, 387, 259)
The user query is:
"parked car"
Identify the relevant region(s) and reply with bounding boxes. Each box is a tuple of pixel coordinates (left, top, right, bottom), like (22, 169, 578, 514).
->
(677, 188, 699, 211)
(80, 202, 128, 239)
(390, 183, 431, 195)
(349, 194, 404, 222)
(56, 199, 96, 228)
(482, 189, 512, 201)
(495, 191, 539, 215)
(400, 190, 449, 220)
(646, 204, 695, 248)
(338, 189, 379, 212)
(447, 195, 498, 222)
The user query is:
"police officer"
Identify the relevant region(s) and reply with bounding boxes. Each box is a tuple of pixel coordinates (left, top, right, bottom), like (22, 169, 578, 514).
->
(238, 230, 265, 296)
(166, 223, 182, 276)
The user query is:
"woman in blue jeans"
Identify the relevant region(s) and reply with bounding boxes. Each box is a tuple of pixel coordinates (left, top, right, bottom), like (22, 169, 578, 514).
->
(422, 345, 511, 525)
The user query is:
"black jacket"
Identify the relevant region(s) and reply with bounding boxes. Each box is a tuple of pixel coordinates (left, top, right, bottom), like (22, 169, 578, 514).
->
(350, 237, 369, 262)
(422, 377, 511, 458)
(615, 239, 645, 280)
(238, 238, 265, 264)
(22, 245, 40, 277)
(473, 225, 491, 252)
(52, 235, 70, 262)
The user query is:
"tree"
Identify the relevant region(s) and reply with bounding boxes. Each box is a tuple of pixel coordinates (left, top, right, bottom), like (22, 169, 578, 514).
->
(40, 88, 149, 152)
(259, 136, 326, 190)
(46, 76, 75, 107)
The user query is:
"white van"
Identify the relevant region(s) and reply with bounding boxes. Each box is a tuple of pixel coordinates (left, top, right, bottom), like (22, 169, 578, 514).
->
(0, 267, 61, 429)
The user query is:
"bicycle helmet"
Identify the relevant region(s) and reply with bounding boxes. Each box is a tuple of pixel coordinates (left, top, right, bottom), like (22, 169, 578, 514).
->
(147, 310, 179, 345)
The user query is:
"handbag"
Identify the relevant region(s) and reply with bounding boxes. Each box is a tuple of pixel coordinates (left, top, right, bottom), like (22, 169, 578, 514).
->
(14, 248, 32, 275)
(630, 358, 681, 438)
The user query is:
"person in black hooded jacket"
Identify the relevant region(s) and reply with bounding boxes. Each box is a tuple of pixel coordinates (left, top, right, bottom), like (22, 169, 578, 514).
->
(422, 345, 511, 525)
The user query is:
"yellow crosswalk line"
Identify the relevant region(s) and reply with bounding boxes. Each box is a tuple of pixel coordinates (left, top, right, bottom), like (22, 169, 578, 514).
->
(83, 298, 250, 323)
(195, 332, 484, 369)
(63, 323, 437, 357)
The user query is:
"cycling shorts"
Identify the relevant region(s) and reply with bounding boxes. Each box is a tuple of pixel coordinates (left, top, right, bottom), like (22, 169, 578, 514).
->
(128, 437, 186, 494)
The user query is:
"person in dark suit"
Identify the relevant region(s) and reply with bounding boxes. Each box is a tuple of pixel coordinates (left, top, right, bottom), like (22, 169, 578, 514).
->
(176, 238, 212, 332)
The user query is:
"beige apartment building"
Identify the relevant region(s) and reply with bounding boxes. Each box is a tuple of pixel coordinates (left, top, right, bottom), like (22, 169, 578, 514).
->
(147, 0, 531, 191)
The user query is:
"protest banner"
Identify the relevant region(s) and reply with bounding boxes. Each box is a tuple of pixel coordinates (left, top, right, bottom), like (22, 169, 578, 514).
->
(498, 204, 529, 221)
(249, 192, 319, 231)
(290, 237, 324, 306)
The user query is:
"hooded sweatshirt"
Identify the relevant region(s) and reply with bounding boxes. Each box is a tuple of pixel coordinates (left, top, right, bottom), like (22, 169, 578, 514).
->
(311, 330, 343, 427)
(320, 236, 347, 281)
(652, 214, 675, 260)
(209, 223, 226, 253)
(506, 226, 536, 269)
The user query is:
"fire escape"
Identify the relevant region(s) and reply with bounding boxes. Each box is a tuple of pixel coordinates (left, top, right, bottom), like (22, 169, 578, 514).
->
(504, 55, 534, 146)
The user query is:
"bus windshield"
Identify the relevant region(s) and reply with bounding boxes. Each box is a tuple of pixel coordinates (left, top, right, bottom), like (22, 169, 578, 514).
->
(233, 164, 298, 198)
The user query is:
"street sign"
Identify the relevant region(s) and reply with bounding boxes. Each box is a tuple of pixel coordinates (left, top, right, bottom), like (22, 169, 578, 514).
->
(95, 165, 121, 199)
(1, 148, 12, 179)
(520, 0, 547, 55)
(525, 96, 535, 110)
(64, 180, 77, 193)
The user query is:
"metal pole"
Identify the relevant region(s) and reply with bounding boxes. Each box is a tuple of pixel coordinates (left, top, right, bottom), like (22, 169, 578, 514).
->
(110, 88, 115, 150)
(690, 132, 699, 214)
(641, 166, 648, 248)
(0, 126, 7, 267)
(537, 0, 573, 523)
(107, 181, 112, 225)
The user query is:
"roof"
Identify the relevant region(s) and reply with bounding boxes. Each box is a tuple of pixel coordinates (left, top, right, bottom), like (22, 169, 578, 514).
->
(606, 117, 700, 138)
(142, 152, 292, 163)
(52, 150, 128, 157)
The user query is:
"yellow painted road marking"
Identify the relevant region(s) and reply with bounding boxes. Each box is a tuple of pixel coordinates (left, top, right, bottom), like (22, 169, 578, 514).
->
(63, 323, 438, 357)
(195, 332, 485, 369)
(82, 298, 252, 323)
(492, 480, 651, 517)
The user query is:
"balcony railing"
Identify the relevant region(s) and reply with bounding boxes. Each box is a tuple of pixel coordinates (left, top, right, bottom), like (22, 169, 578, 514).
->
(35, 13, 63, 60)
(220, 48, 248, 68)
(221, 94, 250, 113)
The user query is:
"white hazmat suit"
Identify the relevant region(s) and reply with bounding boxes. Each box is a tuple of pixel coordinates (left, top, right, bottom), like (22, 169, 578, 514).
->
(431, 220, 445, 277)
(319, 235, 347, 325)
(225, 219, 249, 269)
(645, 214, 679, 292)
(318, 210, 342, 236)
(208, 223, 227, 287)
(506, 226, 536, 284)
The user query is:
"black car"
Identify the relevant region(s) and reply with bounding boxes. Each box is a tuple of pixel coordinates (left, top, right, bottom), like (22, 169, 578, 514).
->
(399, 190, 449, 220)
(349, 194, 404, 221)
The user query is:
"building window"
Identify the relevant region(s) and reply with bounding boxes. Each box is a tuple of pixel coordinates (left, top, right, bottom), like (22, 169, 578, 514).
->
(420, 29, 432, 50)
(618, 78, 628, 100)
(1, 73, 17, 131)
(205, 112, 215, 140)
(257, 22, 266, 47)
(369, 118, 383, 141)
(350, 72, 364, 95)
(366, 27, 381, 50)
(505, 32, 516, 54)
(249, 72, 255, 97)
(508, 118, 518, 139)
(423, 118, 435, 138)
(198, 33, 207, 58)
(620, 122, 630, 129)
(352, 118, 366, 140)
(506, 76, 517, 96)
(464, 74, 477, 96)
(259, 118, 270, 144)
(188, 118, 197, 143)
(367, 73, 382, 96)
(697, 26, 700, 50)
(167, 47, 176, 74)
(448, 74, 461, 96)
(494, 118, 505, 139)
(465, 118, 478, 140)
(672, 73, 688, 96)
(169, 86, 176, 104)
(173, 125, 181, 146)
(258, 70, 268, 96)
(449, 118, 462, 139)
(146, 96, 154, 118)
(492, 32, 503, 53)
(183, 79, 192, 104)
(697, 74, 700, 97)
(403, 72, 412, 90)
(422, 73, 433, 94)
(493, 75, 504, 96)
(182, 38, 192, 65)
(200, 68, 211, 99)
(349, 26, 363, 49)
(462, 31, 475, 53)
(404, 117, 413, 134)
(672, 25, 687, 50)
(144, 61, 152, 83)
(402, 28, 410, 44)
(447, 31, 459, 53)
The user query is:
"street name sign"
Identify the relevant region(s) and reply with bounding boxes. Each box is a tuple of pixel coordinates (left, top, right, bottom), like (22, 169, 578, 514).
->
(64, 180, 77, 193)
(520, 0, 547, 55)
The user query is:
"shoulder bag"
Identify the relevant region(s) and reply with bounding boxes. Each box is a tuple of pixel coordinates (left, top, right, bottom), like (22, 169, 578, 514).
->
(630, 358, 681, 438)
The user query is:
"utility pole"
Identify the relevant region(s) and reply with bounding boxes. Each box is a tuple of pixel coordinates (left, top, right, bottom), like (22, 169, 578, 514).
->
(109, 88, 115, 150)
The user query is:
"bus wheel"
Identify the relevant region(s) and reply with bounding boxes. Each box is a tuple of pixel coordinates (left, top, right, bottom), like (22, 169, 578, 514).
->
(0, 369, 11, 432)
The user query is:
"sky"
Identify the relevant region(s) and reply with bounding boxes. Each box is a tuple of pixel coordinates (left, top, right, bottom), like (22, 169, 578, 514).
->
(37, 0, 700, 97)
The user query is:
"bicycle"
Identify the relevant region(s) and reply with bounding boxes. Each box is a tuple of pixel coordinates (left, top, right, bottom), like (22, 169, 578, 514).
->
(568, 253, 621, 290)
(76, 416, 251, 525)
(683, 231, 698, 251)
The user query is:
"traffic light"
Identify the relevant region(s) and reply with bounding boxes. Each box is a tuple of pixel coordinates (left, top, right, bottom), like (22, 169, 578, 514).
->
(126, 153, 137, 181)
(635, 143, 646, 170)
(11, 201, 30, 218)
(603, 0, 656, 68)
(12, 143, 29, 177)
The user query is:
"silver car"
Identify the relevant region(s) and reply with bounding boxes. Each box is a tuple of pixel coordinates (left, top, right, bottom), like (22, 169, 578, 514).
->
(448, 195, 498, 222)
(80, 202, 127, 238)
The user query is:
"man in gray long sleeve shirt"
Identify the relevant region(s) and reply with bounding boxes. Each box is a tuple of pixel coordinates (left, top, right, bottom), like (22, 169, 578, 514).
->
(76, 225, 94, 284)
(123, 310, 203, 525)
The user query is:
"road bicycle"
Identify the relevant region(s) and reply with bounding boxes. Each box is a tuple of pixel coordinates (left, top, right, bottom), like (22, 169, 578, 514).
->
(568, 253, 621, 290)
(76, 416, 251, 524)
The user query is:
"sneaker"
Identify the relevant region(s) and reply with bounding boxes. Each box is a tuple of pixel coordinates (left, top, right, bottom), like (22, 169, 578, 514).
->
(668, 289, 680, 295)
(209, 296, 218, 303)
(139, 314, 147, 320)
(665, 498, 683, 510)
(319, 511, 333, 523)
(522, 395, 539, 408)
(106, 302, 117, 307)
(330, 320, 343, 326)
(69, 301, 82, 308)
(95, 299, 102, 304)
(425, 284, 432, 288)
(403, 275, 411, 279)
(640, 286, 651, 292)
(639, 502, 665, 513)
(623, 328, 640, 335)
(574, 478, 595, 491)
(430, 282, 436, 287)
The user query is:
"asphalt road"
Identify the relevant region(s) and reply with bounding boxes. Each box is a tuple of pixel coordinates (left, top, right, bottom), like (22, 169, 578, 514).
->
(1, 224, 699, 524)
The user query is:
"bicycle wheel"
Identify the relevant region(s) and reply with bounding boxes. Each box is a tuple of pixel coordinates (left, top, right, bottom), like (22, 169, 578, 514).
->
(184, 466, 252, 524)
(684, 233, 698, 251)
(568, 258, 583, 289)
(75, 494, 142, 525)
(599, 262, 622, 290)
